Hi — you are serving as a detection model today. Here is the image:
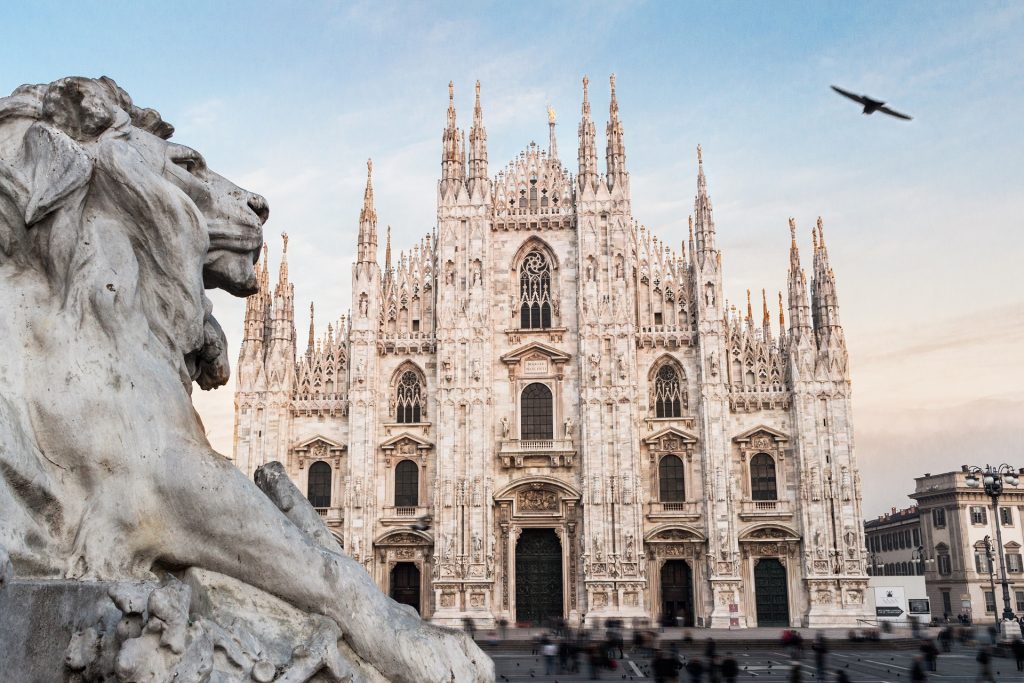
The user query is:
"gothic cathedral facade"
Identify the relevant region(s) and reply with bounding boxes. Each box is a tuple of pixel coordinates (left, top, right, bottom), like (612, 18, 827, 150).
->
(232, 77, 871, 628)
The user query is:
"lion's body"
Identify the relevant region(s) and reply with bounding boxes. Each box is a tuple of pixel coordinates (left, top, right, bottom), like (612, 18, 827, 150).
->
(0, 77, 492, 683)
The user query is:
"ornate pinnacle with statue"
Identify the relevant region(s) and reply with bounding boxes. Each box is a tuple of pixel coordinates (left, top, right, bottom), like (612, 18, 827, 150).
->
(0, 76, 493, 683)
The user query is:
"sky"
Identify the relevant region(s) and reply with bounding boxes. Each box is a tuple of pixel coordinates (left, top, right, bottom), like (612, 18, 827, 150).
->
(3, 1, 1022, 518)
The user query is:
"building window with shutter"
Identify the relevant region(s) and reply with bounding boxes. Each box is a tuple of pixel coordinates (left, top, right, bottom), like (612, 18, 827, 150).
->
(970, 507, 988, 525)
(1006, 553, 1023, 573)
(1001, 507, 1014, 526)
(932, 508, 946, 528)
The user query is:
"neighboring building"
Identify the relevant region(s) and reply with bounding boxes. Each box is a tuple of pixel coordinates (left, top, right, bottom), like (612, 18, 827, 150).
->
(231, 77, 871, 628)
(911, 470, 1024, 622)
(865, 506, 925, 577)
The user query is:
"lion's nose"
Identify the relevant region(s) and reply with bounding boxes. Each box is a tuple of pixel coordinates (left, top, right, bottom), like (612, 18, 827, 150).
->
(247, 193, 269, 225)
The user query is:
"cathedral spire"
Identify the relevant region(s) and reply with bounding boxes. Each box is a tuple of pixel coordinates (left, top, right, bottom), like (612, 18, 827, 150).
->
(811, 216, 843, 335)
(762, 288, 771, 337)
(468, 80, 488, 193)
(605, 73, 627, 187)
(693, 145, 717, 260)
(547, 104, 558, 160)
(746, 288, 753, 325)
(243, 243, 270, 345)
(577, 75, 598, 192)
(384, 225, 392, 272)
(778, 290, 785, 329)
(441, 81, 465, 196)
(357, 159, 377, 263)
(787, 217, 812, 336)
(306, 302, 315, 359)
(271, 232, 295, 343)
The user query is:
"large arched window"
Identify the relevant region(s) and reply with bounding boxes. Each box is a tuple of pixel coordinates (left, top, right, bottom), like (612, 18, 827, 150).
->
(750, 453, 778, 501)
(520, 382, 553, 440)
(653, 364, 686, 418)
(307, 461, 332, 508)
(659, 454, 686, 502)
(395, 370, 423, 423)
(395, 460, 419, 507)
(519, 250, 552, 329)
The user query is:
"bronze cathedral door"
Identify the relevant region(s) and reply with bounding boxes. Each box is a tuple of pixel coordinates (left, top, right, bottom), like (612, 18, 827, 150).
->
(754, 558, 789, 627)
(515, 528, 563, 625)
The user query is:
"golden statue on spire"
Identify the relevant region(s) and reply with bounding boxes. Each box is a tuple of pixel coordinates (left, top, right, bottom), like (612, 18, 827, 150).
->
(547, 104, 556, 124)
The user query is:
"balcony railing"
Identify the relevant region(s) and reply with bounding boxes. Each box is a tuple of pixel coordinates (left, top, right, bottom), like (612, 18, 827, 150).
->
(395, 506, 417, 517)
(739, 499, 793, 520)
(498, 438, 575, 468)
(314, 507, 329, 517)
(647, 501, 702, 520)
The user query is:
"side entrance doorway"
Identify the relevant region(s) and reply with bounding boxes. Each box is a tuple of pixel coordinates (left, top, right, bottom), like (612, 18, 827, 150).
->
(660, 559, 695, 627)
(754, 558, 790, 626)
(390, 562, 421, 614)
(515, 528, 563, 626)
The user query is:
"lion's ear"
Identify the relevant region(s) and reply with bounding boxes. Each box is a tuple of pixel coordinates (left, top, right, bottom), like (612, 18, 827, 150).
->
(22, 122, 92, 227)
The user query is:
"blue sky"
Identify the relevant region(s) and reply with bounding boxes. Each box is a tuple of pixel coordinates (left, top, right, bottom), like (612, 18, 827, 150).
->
(4, 1, 1021, 516)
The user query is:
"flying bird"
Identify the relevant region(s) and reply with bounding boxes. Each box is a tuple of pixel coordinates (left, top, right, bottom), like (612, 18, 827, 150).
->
(831, 85, 913, 120)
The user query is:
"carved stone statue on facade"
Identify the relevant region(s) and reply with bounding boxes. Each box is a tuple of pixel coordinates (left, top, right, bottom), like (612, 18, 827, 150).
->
(500, 416, 510, 437)
(564, 416, 573, 439)
(0, 77, 491, 683)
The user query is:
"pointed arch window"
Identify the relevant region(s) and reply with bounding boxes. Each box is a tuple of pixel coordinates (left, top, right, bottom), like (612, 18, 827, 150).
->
(659, 454, 685, 502)
(750, 453, 778, 501)
(395, 459, 419, 507)
(307, 461, 332, 508)
(653, 364, 686, 418)
(519, 250, 552, 329)
(520, 382, 553, 440)
(395, 370, 423, 423)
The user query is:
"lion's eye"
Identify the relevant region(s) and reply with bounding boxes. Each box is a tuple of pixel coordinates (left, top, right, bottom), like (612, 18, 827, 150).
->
(170, 149, 205, 176)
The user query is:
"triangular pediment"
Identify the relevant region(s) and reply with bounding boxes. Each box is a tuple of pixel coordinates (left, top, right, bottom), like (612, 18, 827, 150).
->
(379, 431, 433, 451)
(291, 434, 346, 452)
(500, 341, 571, 365)
(732, 425, 789, 444)
(644, 426, 699, 446)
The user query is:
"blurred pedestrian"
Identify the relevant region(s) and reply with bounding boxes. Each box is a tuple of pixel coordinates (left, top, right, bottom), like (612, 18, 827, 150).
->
(975, 645, 996, 683)
(1012, 637, 1024, 671)
(789, 661, 803, 683)
(920, 637, 938, 671)
(497, 616, 508, 640)
(542, 638, 558, 675)
(812, 632, 828, 681)
(834, 670, 851, 683)
(685, 655, 705, 683)
(910, 655, 927, 683)
(720, 655, 739, 683)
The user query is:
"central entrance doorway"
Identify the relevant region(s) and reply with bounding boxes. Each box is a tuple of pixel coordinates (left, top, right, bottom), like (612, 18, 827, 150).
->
(515, 528, 563, 626)
(754, 558, 789, 626)
(389, 562, 421, 614)
(660, 559, 694, 627)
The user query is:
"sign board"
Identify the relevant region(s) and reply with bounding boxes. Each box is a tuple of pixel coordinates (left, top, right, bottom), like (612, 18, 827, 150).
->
(523, 359, 548, 375)
(729, 603, 739, 613)
(874, 586, 907, 621)
(908, 599, 930, 615)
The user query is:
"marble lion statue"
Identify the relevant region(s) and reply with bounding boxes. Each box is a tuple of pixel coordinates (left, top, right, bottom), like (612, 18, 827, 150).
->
(0, 76, 492, 683)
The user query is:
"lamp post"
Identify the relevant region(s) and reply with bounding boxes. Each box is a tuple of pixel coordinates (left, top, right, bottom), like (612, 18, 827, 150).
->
(911, 545, 934, 576)
(983, 535, 999, 625)
(965, 464, 1021, 627)
(869, 552, 884, 576)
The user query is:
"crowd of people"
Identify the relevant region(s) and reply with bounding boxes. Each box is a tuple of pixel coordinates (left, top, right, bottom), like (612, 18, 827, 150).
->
(468, 617, 1024, 682)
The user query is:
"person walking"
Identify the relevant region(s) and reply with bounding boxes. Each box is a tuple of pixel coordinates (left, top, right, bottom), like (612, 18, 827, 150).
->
(1013, 637, 1024, 672)
(975, 645, 996, 683)
(811, 632, 829, 682)
(789, 661, 804, 683)
(920, 637, 939, 672)
(720, 655, 739, 683)
(542, 638, 558, 676)
(685, 655, 705, 683)
(834, 670, 851, 683)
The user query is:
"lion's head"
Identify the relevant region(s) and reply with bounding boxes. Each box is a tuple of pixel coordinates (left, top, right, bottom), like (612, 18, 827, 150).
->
(0, 76, 267, 389)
